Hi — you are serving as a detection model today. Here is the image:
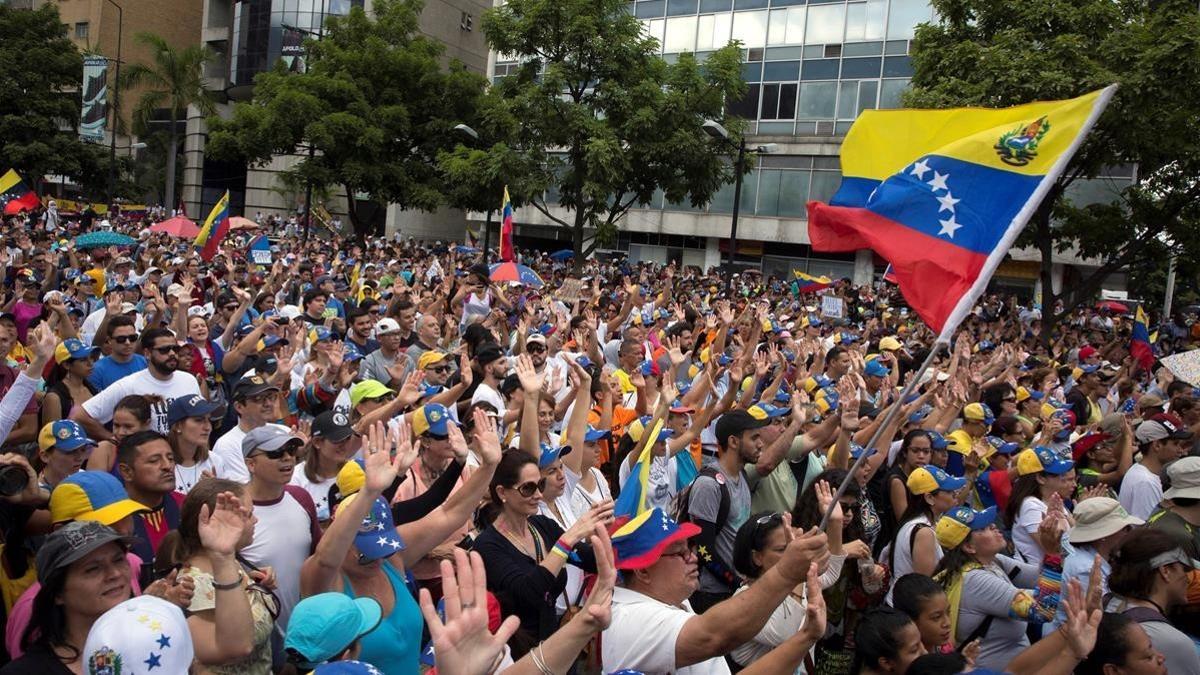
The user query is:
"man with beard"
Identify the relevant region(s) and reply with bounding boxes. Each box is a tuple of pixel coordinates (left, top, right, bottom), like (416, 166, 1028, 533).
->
(470, 343, 509, 416)
(686, 409, 768, 613)
(74, 327, 202, 438)
(117, 429, 184, 585)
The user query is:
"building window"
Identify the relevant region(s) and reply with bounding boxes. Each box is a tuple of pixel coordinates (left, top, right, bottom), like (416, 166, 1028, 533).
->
(879, 77, 911, 108)
(886, 0, 931, 40)
(805, 3, 845, 44)
(696, 13, 733, 50)
(797, 81, 837, 119)
(760, 82, 797, 120)
(75, 22, 89, 39)
(663, 15, 697, 52)
(731, 10, 768, 49)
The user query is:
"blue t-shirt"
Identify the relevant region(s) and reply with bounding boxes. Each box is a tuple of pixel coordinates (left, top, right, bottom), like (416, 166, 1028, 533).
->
(89, 353, 148, 391)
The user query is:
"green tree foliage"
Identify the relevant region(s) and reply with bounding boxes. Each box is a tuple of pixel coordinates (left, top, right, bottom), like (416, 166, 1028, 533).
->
(478, 0, 747, 262)
(0, 4, 111, 195)
(905, 0, 1200, 338)
(121, 32, 216, 214)
(206, 0, 487, 239)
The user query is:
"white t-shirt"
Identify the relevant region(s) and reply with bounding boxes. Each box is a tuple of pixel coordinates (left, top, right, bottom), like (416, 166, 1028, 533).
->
(80, 308, 145, 346)
(210, 424, 256, 484)
(568, 466, 612, 519)
(603, 586, 730, 675)
(82, 369, 201, 434)
(730, 587, 806, 668)
(885, 515, 940, 604)
(174, 455, 227, 495)
(471, 383, 506, 417)
(1013, 496, 1048, 563)
(1119, 463, 1162, 520)
(289, 461, 337, 522)
(239, 485, 320, 630)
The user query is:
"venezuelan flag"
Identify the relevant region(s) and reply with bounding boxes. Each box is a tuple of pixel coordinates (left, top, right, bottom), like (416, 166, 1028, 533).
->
(1131, 305, 1155, 371)
(793, 270, 833, 293)
(499, 186, 515, 263)
(0, 170, 40, 216)
(195, 191, 230, 262)
(809, 87, 1115, 341)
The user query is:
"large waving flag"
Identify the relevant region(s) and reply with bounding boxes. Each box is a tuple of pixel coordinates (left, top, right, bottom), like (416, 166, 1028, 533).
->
(808, 87, 1115, 341)
(793, 270, 833, 293)
(1, 170, 40, 215)
(194, 190, 230, 262)
(614, 419, 668, 519)
(1131, 305, 1155, 371)
(499, 187, 515, 263)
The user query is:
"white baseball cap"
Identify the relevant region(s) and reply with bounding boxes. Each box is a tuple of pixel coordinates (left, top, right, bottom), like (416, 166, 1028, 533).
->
(376, 318, 401, 335)
(84, 596, 194, 675)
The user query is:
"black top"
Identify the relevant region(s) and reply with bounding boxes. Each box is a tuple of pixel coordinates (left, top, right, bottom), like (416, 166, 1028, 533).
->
(474, 515, 595, 655)
(0, 644, 73, 675)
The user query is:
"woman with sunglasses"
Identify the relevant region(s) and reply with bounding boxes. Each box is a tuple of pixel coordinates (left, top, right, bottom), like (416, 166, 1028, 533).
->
(41, 338, 99, 429)
(300, 414, 500, 673)
(158, 477, 276, 675)
(475, 449, 612, 657)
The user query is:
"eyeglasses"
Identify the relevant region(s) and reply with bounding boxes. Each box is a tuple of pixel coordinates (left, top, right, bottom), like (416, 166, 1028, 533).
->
(112, 334, 138, 344)
(425, 365, 452, 374)
(512, 479, 547, 498)
(244, 392, 276, 405)
(152, 345, 179, 354)
(255, 446, 299, 460)
(526, 344, 547, 354)
(223, 304, 238, 312)
(661, 546, 697, 562)
(1002, 397, 1017, 403)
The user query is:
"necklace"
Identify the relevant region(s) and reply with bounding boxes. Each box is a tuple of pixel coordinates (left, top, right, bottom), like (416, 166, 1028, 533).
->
(497, 520, 542, 561)
(419, 456, 444, 483)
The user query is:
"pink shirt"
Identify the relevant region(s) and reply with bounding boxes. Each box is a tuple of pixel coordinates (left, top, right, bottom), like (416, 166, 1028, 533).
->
(393, 464, 474, 580)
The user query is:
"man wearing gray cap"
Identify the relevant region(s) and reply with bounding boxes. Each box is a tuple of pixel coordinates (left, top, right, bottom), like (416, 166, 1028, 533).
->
(239, 425, 321, 633)
(1121, 413, 1193, 519)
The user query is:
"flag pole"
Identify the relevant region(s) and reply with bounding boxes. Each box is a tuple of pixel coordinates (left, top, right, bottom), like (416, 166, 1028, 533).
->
(819, 340, 947, 530)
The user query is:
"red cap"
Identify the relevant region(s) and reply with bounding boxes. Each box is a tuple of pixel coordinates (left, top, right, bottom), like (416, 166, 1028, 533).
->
(1079, 345, 1097, 360)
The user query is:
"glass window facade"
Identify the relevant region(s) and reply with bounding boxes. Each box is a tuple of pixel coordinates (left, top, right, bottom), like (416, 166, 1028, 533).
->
(231, 0, 362, 87)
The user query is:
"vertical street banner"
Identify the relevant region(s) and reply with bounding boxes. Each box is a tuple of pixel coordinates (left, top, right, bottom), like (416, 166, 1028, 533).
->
(280, 27, 306, 73)
(80, 56, 109, 140)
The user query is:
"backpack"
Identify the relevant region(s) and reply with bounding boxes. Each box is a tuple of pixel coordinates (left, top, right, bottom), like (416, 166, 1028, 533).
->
(673, 466, 731, 535)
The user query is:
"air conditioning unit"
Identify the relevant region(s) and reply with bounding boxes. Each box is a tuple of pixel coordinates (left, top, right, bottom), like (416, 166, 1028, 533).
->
(460, 12, 473, 30)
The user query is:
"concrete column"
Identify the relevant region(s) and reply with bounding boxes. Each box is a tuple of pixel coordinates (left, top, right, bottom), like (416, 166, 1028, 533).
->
(1051, 263, 1064, 295)
(180, 104, 207, 216)
(703, 237, 721, 272)
(853, 249, 874, 286)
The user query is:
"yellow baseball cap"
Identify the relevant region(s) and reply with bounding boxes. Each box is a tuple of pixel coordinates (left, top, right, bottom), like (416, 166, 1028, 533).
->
(336, 459, 367, 501)
(49, 471, 147, 525)
(879, 336, 903, 352)
(906, 465, 966, 495)
(417, 351, 451, 371)
(935, 505, 998, 549)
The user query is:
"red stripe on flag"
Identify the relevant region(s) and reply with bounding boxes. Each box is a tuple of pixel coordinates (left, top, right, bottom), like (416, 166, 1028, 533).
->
(808, 201, 988, 333)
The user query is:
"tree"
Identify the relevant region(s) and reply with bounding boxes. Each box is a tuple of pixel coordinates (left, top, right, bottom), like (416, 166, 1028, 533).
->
(479, 0, 747, 263)
(0, 4, 112, 195)
(905, 0, 1200, 344)
(121, 32, 216, 213)
(205, 0, 488, 239)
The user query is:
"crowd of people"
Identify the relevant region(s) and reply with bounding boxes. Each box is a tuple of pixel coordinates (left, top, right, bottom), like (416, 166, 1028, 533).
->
(0, 205, 1195, 675)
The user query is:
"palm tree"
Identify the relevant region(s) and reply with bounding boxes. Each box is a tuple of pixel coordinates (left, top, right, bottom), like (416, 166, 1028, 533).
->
(121, 32, 216, 212)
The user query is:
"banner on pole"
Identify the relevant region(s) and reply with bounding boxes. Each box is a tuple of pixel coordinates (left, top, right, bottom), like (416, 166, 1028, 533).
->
(280, 27, 307, 73)
(80, 56, 109, 140)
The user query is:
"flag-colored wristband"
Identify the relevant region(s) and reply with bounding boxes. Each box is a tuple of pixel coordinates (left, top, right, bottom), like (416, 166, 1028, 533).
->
(551, 539, 573, 560)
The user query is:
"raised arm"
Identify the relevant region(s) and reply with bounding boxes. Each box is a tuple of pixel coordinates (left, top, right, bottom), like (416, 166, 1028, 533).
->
(561, 359, 592, 477)
(515, 354, 544, 459)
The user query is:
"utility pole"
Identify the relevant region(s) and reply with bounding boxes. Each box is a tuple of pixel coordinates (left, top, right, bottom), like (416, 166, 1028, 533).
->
(104, 0, 123, 204)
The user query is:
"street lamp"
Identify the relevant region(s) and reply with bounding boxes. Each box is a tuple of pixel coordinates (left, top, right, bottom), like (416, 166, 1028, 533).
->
(454, 123, 493, 263)
(104, 0, 123, 205)
(702, 119, 776, 268)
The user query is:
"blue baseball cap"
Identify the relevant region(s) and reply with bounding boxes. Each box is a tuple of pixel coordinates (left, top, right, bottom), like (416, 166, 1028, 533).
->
(909, 404, 933, 424)
(538, 443, 573, 468)
(584, 426, 612, 443)
(864, 359, 890, 378)
(907, 465, 967, 495)
(927, 431, 950, 450)
(1017, 446, 1076, 476)
(412, 403, 456, 437)
(774, 390, 792, 405)
(259, 334, 288, 350)
(986, 436, 1020, 455)
(285, 593, 383, 668)
(38, 420, 96, 453)
(850, 444, 875, 460)
(840, 332, 861, 344)
(341, 494, 405, 561)
(344, 344, 364, 362)
(166, 395, 222, 427)
(54, 338, 100, 364)
(749, 403, 789, 419)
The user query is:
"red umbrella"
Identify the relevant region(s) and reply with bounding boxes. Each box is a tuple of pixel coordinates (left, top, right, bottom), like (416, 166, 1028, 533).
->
(149, 216, 200, 238)
(229, 216, 257, 230)
(1096, 300, 1129, 313)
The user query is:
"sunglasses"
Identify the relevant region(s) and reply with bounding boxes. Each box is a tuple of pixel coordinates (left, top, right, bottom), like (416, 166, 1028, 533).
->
(511, 479, 547, 498)
(255, 446, 299, 460)
(425, 365, 452, 374)
(112, 334, 139, 344)
(526, 344, 547, 354)
(152, 345, 179, 354)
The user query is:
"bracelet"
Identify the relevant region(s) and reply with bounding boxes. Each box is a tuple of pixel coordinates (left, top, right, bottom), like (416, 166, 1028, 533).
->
(552, 539, 573, 559)
(212, 570, 244, 591)
(530, 641, 555, 675)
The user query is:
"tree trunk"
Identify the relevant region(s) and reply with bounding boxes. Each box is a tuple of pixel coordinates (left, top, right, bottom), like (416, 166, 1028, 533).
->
(164, 111, 178, 214)
(344, 185, 371, 243)
(572, 209, 586, 274)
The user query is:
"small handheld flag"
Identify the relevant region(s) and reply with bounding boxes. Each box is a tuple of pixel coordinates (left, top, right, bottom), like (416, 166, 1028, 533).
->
(195, 191, 230, 262)
(1131, 305, 1155, 371)
(792, 270, 833, 293)
(499, 187, 515, 263)
(0, 170, 40, 216)
(808, 87, 1116, 342)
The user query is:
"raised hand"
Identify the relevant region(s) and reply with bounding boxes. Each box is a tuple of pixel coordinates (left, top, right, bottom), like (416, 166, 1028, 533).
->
(471, 407, 502, 466)
(362, 420, 399, 494)
(197, 491, 253, 557)
(815, 480, 843, 525)
(1059, 576, 1102, 660)
(798, 563, 827, 641)
(515, 353, 544, 394)
(420, 549, 520, 675)
(579, 523, 617, 631)
(446, 422, 470, 462)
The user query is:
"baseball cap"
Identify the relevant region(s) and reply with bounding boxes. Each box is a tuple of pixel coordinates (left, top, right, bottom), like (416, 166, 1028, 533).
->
(309, 326, 334, 343)
(54, 338, 100, 364)
(864, 359, 890, 378)
(1135, 413, 1194, 444)
(285, 593, 383, 668)
(475, 343, 505, 366)
(1078, 345, 1098, 361)
(242, 424, 304, 457)
(927, 431, 949, 450)
(1138, 393, 1165, 411)
(526, 332, 548, 346)
(538, 443, 573, 469)
(584, 425, 612, 443)
(908, 404, 933, 425)
(313, 662, 384, 674)
(258, 334, 288, 351)
(312, 410, 354, 443)
(962, 402, 995, 425)
(350, 380, 395, 408)
(375, 318, 401, 335)
(1164, 457, 1200, 500)
(1148, 547, 1200, 571)
(625, 416, 674, 445)
(985, 436, 1019, 456)
(336, 492, 404, 561)
(412, 403, 455, 437)
(84, 596, 194, 675)
(610, 507, 700, 570)
(233, 374, 280, 401)
(166, 395, 222, 427)
(669, 399, 696, 414)
(715, 409, 769, 448)
(935, 505, 998, 549)
(49, 471, 146, 525)
(38, 420, 96, 453)
(417, 350, 452, 370)
(1015, 387, 1044, 403)
(1068, 497, 1143, 544)
(906, 465, 966, 495)
(748, 403, 789, 420)
(1016, 446, 1076, 476)
(35, 520, 134, 584)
